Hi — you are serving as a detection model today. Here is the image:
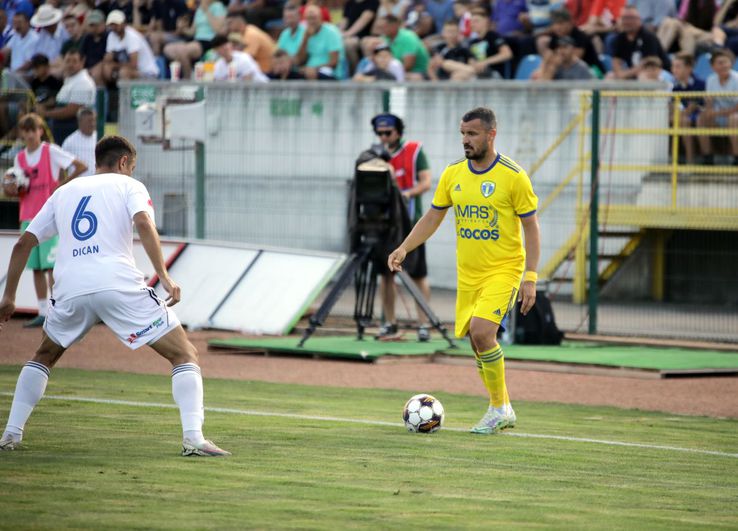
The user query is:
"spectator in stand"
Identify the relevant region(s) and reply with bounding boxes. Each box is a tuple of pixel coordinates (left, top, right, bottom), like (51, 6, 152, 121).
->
(713, 0, 738, 54)
(374, 0, 410, 29)
(31, 4, 68, 64)
(467, 7, 513, 79)
(340, 0, 379, 73)
(164, 0, 226, 80)
(536, 8, 603, 75)
(522, 0, 567, 35)
(670, 52, 705, 164)
(29, 54, 63, 109)
(636, 55, 667, 82)
(697, 48, 738, 166)
(267, 48, 305, 79)
(36, 48, 96, 144)
(226, 12, 274, 74)
(141, 0, 190, 56)
(276, 4, 305, 58)
(210, 33, 268, 81)
(0, 8, 13, 48)
(427, 18, 473, 80)
(381, 13, 429, 80)
(578, 0, 624, 35)
(103, 9, 160, 81)
(97, 0, 133, 21)
(453, 0, 472, 38)
(60, 9, 86, 56)
(658, 0, 718, 55)
(493, 0, 529, 37)
(565, 0, 593, 27)
(295, 4, 345, 80)
(403, 0, 435, 40)
(628, 0, 676, 34)
(425, 0, 454, 36)
(534, 34, 593, 79)
(79, 9, 108, 84)
(1, 0, 34, 27)
(610, 6, 670, 80)
(227, 0, 281, 31)
(299, 0, 331, 23)
(2, 11, 38, 74)
(353, 41, 404, 81)
(61, 107, 96, 177)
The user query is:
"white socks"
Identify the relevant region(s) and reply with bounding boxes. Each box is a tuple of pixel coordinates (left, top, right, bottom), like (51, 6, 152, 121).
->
(3, 362, 49, 441)
(37, 299, 47, 317)
(171, 363, 205, 445)
(3, 362, 207, 445)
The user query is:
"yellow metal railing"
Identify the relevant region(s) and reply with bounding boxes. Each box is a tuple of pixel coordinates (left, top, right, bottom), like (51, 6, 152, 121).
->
(598, 90, 738, 210)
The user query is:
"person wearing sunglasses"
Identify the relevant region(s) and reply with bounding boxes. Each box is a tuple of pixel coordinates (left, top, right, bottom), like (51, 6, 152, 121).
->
(370, 113, 433, 341)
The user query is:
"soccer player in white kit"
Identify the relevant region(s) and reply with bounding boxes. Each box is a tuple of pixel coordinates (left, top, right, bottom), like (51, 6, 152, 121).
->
(0, 136, 230, 457)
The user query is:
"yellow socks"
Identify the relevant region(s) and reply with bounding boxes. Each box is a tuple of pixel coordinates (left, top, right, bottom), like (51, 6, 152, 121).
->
(477, 345, 508, 408)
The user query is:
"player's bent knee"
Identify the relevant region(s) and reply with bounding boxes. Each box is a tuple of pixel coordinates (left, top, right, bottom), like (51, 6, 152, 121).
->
(469, 321, 498, 352)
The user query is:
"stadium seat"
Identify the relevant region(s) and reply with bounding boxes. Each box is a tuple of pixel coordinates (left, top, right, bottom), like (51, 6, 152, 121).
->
(599, 53, 612, 73)
(514, 54, 542, 80)
(694, 52, 712, 81)
(734, 57, 738, 71)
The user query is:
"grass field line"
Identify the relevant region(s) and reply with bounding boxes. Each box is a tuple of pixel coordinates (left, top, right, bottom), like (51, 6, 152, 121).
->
(4, 391, 737, 460)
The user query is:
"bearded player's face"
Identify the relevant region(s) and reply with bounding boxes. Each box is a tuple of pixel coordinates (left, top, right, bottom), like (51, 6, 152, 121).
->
(460, 119, 494, 161)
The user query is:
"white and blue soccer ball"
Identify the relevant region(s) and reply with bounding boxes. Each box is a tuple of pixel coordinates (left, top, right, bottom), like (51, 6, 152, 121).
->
(403, 394, 444, 433)
(3, 167, 29, 191)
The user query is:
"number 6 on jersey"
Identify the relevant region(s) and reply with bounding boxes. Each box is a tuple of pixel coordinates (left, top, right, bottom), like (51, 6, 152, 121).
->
(71, 195, 98, 241)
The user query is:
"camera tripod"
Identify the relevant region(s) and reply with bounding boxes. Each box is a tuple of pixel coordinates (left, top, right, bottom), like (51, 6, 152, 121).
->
(298, 242, 456, 348)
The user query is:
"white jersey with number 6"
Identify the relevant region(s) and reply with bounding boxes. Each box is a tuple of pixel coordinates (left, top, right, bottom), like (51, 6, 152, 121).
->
(25, 173, 155, 302)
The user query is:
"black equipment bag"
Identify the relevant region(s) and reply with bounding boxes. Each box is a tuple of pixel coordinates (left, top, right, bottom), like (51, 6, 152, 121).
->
(514, 290, 564, 345)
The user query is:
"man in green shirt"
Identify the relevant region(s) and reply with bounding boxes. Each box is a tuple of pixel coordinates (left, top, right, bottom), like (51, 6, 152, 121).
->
(296, 4, 346, 80)
(381, 14, 429, 80)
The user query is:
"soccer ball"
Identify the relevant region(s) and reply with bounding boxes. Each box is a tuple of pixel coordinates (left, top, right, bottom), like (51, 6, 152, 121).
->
(2, 167, 29, 196)
(402, 394, 444, 433)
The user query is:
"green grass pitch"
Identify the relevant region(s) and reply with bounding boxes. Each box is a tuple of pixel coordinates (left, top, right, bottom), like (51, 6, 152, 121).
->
(0, 366, 737, 529)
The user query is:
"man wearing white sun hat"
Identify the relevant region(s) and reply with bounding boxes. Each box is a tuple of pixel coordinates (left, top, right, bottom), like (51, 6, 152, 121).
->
(30, 4, 68, 64)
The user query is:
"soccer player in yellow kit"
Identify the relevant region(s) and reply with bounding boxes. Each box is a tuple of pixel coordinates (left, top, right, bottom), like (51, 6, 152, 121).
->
(387, 107, 540, 434)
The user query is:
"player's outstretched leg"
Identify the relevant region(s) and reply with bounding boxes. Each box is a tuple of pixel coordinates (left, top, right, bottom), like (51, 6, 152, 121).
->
(150, 326, 230, 456)
(1, 335, 65, 450)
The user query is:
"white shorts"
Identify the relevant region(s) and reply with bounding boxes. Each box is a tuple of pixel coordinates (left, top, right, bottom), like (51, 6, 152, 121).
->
(44, 288, 181, 350)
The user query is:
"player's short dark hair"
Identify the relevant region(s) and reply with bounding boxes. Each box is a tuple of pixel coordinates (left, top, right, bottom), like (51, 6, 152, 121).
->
(470, 6, 491, 18)
(462, 107, 496, 130)
(96, 135, 137, 168)
(384, 14, 401, 24)
(444, 18, 459, 27)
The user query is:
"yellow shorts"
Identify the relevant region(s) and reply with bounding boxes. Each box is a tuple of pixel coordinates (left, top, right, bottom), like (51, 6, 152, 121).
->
(455, 275, 521, 338)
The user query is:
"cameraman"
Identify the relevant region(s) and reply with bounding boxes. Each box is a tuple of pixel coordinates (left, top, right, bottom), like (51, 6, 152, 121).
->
(371, 113, 432, 341)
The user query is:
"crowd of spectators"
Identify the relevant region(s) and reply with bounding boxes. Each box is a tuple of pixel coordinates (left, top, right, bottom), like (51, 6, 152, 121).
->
(0, 0, 736, 157)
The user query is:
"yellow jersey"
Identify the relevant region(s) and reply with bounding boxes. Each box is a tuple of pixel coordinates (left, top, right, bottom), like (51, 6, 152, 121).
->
(431, 153, 538, 290)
